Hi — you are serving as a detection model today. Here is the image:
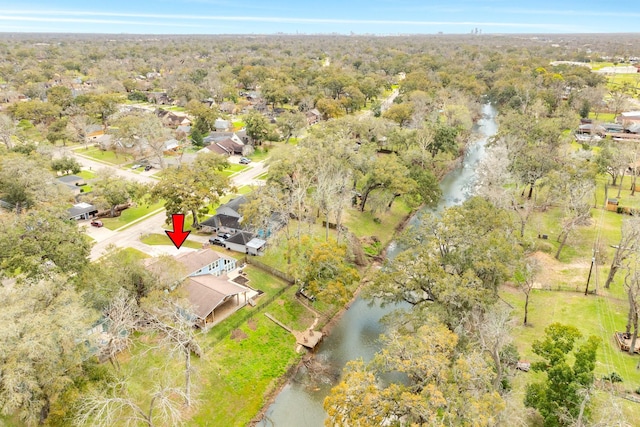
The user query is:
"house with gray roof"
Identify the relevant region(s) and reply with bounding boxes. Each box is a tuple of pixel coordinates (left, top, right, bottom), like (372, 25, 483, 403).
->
(68, 202, 98, 220)
(224, 231, 266, 256)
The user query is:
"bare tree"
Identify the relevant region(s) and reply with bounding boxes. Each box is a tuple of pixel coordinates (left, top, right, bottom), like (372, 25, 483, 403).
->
(314, 158, 352, 241)
(145, 303, 202, 407)
(0, 113, 16, 150)
(75, 377, 186, 427)
(605, 217, 640, 289)
(551, 172, 595, 260)
(99, 289, 140, 372)
(474, 304, 515, 389)
(68, 114, 93, 149)
(476, 142, 536, 237)
(623, 255, 640, 355)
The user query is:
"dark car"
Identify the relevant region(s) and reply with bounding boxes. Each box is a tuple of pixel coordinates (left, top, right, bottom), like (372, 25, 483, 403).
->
(218, 233, 231, 239)
(90, 219, 104, 228)
(144, 165, 153, 171)
(209, 236, 225, 246)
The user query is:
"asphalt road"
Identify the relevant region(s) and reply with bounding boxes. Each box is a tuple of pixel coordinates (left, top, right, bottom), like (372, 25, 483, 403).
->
(68, 148, 160, 184)
(84, 159, 268, 260)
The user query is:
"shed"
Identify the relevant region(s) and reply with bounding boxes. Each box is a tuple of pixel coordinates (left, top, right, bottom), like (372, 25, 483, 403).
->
(606, 198, 619, 212)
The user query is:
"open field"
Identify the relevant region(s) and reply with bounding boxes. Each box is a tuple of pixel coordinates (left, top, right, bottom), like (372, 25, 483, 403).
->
(502, 283, 640, 422)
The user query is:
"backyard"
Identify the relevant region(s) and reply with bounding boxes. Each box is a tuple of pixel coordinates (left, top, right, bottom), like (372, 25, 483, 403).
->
(112, 265, 311, 427)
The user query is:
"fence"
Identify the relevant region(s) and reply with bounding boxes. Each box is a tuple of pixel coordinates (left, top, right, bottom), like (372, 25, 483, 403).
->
(204, 257, 297, 344)
(244, 257, 296, 284)
(206, 284, 292, 345)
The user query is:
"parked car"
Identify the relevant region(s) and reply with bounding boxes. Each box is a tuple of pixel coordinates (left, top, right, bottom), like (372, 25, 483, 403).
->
(209, 236, 225, 246)
(239, 157, 251, 164)
(131, 164, 142, 169)
(217, 233, 231, 239)
(144, 165, 153, 171)
(90, 219, 104, 227)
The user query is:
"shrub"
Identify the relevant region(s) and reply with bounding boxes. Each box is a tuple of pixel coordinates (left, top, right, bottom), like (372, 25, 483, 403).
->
(602, 372, 623, 383)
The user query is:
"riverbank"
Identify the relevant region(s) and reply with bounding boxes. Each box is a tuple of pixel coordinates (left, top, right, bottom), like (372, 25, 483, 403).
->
(255, 103, 498, 427)
(249, 227, 407, 425)
(251, 130, 487, 425)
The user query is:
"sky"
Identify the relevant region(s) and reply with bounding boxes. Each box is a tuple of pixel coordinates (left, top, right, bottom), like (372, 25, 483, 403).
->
(1, 0, 639, 35)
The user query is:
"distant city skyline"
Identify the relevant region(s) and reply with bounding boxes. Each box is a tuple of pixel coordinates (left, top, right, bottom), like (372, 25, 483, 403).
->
(1, 1, 639, 34)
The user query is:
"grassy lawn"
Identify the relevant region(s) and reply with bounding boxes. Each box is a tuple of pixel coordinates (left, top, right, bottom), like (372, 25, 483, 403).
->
(227, 164, 248, 173)
(248, 146, 271, 162)
(343, 199, 412, 245)
(588, 112, 617, 122)
(598, 174, 640, 210)
(160, 106, 186, 112)
(111, 264, 305, 427)
(76, 170, 97, 180)
(78, 147, 134, 165)
(191, 317, 301, 427)
(140, 233, 203, 250)
(232, 120, 245, 129)
(607, 73, 640, 94)
(99, 201, 164, 230)
(219, 163, 249, 177)
(119, 247, 150, 260)
(501, 286, 640, 422)
(502, 164, 640, 421)
(255, 172, 268, 180)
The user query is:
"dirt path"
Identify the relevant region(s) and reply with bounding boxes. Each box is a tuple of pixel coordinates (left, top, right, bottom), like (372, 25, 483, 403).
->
(529, 251, 593, 290)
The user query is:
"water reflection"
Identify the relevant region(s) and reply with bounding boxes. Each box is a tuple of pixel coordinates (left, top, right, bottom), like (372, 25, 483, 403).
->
(257, 104, 497, 427)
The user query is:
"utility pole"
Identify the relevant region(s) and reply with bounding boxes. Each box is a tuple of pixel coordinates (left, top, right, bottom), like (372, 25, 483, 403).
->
(585, 252, 595, 295)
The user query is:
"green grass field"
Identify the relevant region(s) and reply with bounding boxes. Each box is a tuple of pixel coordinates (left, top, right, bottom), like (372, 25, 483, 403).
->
(140, 233, 203, 249)
(502, 285, 640, 423)
(99, 201, 164, 230)
(588, 112, 618, 122)
(77, 147, 134, 165)
(76, 170, 96, 180)
(113, 266, 304, 427)
(343, 199, 412, 245)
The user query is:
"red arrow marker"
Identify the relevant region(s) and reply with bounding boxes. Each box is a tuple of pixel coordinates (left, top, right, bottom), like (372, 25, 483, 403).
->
(165, 214, 191, 249)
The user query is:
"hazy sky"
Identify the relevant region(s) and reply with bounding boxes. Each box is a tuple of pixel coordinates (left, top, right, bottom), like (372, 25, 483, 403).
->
(1, 1, 639, 34)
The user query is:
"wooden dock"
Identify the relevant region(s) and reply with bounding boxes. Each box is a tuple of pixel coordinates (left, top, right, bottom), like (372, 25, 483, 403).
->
(264, 313, 323, 349)
(614, 332, 640, 353)
(293, 328, 323, 349)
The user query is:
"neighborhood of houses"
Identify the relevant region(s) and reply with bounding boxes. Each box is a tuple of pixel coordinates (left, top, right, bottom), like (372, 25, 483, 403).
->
(575, 110, 640, 143)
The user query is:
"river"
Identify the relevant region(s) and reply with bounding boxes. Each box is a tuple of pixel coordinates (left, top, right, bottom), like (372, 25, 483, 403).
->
(257, 103, 498, 427)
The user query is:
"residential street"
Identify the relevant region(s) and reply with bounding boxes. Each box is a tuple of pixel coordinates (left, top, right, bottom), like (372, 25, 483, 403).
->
(55, 146, 160, 184)
(85, 159, 267, 260)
